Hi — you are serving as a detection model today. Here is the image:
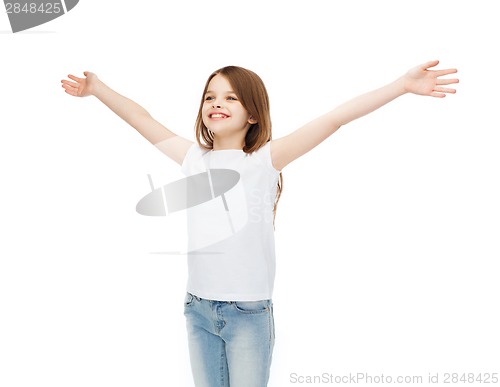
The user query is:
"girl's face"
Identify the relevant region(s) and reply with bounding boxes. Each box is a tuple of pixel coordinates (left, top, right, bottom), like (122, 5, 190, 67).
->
(202, 75, 257, 139)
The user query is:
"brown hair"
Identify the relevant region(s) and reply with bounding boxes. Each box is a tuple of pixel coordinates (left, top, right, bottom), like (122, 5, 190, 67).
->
(195, 66, 283, 224)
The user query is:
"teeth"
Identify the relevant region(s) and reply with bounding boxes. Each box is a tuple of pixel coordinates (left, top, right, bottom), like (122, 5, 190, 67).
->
(211, 114, 227, 118)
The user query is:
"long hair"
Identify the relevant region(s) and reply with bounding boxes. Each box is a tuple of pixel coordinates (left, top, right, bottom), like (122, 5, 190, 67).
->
(195, 66, 283, 224)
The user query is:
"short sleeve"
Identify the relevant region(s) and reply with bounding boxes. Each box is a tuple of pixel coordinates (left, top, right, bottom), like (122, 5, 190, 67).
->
(256, 141, 281, 175)
(181, 143, 203, 176)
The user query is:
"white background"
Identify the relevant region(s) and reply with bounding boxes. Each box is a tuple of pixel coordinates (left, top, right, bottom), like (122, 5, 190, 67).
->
(1, 0, 499, 386)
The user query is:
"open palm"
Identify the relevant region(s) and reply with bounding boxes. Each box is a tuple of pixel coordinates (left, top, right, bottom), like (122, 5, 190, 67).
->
(61, 71, 97, 97)
(404, 60, 458, 98)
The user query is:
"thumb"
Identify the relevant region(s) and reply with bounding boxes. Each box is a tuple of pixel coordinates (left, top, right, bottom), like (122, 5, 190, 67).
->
(421, 60, 439, 70)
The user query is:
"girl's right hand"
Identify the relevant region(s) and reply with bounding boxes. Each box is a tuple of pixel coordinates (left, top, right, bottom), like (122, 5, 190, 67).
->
(61, 71, 98, 97)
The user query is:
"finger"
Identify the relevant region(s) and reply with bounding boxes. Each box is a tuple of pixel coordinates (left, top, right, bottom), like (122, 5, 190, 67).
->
(61, 79, 79, 88)
(61, 82, 75, 90)
(68, 74, 83, 82)
(430, 91, 446, 98)
(433, 86, 456, 94)
(436, 78, 459, 85)
(61, 83, 75, 93)
(61, 83, 78, 95)
(421, 59, 440, 70)
(434, 68, 458, 77)
(65, 89, 81, 97)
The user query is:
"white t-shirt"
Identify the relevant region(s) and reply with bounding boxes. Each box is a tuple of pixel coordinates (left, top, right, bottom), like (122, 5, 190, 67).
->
(181, 141, 280, 301)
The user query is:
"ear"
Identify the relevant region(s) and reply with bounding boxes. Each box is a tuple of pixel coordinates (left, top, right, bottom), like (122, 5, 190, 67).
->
(248, 115, 258, 124)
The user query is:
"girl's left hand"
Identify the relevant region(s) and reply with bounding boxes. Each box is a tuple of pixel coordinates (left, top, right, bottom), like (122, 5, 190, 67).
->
(403, 60, 459, 98)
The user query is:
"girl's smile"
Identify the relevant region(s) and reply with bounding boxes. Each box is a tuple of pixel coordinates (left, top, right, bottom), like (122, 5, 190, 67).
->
(202, 75, 256, 149)
(208, 112, 230, 120)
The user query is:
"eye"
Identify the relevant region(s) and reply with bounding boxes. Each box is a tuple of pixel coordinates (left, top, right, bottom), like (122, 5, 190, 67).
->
(205, 95, 214, 101)
(227, 96, 238, 101)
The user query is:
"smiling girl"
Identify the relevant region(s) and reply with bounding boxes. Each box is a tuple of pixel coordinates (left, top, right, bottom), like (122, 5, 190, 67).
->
(61, 60, 458, 387)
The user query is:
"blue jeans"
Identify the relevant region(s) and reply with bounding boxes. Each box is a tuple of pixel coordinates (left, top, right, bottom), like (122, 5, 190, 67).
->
(184, 293, 275, 387)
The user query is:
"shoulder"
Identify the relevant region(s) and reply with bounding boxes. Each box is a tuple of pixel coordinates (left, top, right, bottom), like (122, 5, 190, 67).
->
(254, 141, 281, 174)
(181, 143, 210, 174)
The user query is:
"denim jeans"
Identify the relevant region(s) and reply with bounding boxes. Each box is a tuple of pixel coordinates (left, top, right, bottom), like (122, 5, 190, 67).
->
(184, 292, 275, 387)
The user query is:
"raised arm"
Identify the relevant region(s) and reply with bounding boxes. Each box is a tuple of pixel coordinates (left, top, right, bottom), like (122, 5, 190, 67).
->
(61, 72, 193, 165)
(270, 60, 459, 171)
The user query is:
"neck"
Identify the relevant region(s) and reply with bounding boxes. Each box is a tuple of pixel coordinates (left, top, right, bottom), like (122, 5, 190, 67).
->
(212, 135, 245, 151)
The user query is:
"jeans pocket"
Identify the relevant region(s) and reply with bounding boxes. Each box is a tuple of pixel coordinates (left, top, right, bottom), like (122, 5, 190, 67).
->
(233, 300, 270, 314)
(184, 292, 194, 307)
